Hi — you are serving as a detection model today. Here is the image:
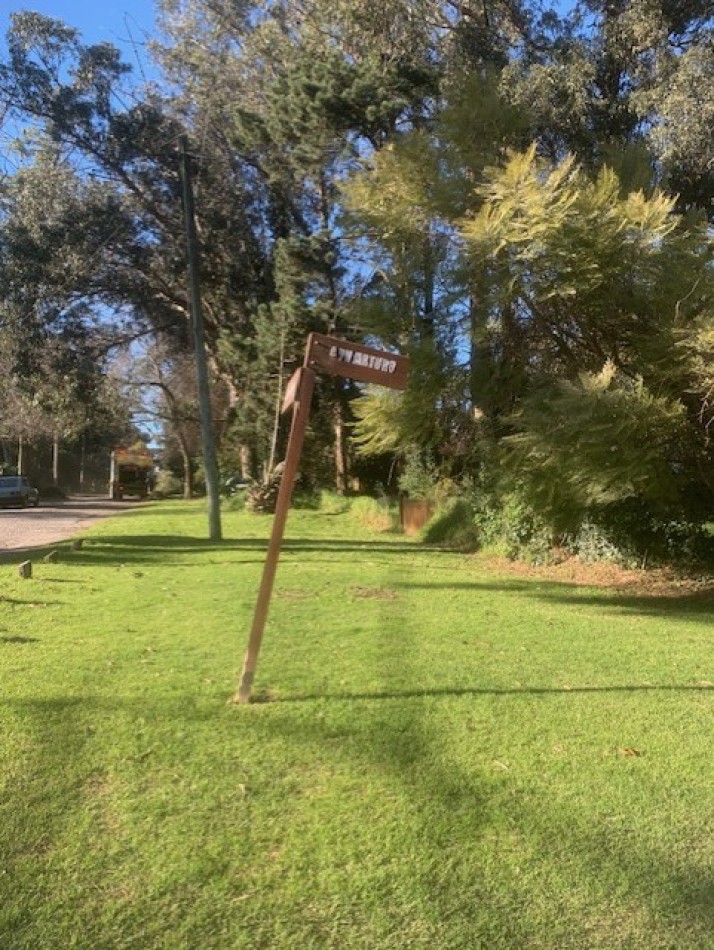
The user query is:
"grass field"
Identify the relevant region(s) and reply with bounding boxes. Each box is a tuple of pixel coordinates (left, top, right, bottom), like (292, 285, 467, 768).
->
(1, 500, 713, 948)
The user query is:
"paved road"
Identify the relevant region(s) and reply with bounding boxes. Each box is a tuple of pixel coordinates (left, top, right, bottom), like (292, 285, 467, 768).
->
(0, 496, 140, 553)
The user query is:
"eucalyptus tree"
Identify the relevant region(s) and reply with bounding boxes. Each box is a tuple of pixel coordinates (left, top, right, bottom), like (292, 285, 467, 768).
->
(0, 15, 186, 354)
(502, 0, 714, 215)
(115, 340, 204, 499)
(0, 12, 270, 491)
(153, 0, 448, 488)
(0, 141, 138, 477)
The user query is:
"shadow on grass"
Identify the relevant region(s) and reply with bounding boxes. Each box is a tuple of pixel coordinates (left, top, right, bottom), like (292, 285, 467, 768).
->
(38, 578, 85, 585)
(3, 508, 709, 941)
(4, 681, 713, 944)
(12, 532, 709, 627)
(0, 598, 62, 607)
(250, 687, 714, 942)
(250, 586, 714, 946)
(80, 534, 420, 552)
(259, 682, 714, 704)
(7, 534, 429, 569)
(395, 579, 714, 624)
(243, 545, 714, 942)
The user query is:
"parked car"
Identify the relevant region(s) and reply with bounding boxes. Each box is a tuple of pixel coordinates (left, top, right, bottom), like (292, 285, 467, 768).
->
(0, 475, 40, 508)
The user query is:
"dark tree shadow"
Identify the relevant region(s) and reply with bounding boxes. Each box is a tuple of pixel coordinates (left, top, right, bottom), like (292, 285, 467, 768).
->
(3, 680, 712, 945)
(12, 533, 434, 568)
(395, 579, 714, 624)
(263, 682, 714, 704)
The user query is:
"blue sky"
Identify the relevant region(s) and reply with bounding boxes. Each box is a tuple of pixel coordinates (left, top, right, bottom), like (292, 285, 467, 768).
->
(1, 2, 158, 70)
(1, 3, 161, 167)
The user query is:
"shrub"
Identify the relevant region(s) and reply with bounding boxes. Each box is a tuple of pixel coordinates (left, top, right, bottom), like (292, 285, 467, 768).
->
(568, 521, 634, 567)
(398, 449, 439, 500)
(472, 488, 555, 565)
(578, 502, 714, 570)
(350, 496, 396, 533)
(421, 498, 479, 551)
(292, 491, 320, 510)
(246, 476, 281, 514)
(224, 491, 247, 512)
(319, 490, 351, 514)
(153, 470, 183, 498)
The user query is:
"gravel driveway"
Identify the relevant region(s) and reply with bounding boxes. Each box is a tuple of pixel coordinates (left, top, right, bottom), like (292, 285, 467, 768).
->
(0, 496, 141, 553)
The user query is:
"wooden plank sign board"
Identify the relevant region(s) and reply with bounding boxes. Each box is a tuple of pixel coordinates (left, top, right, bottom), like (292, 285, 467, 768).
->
(306, 332, 409, 390)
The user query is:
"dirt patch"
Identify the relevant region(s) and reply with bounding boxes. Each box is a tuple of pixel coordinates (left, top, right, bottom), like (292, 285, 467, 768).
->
(350, 586, 400, 600)
(480, 555, 714, 598)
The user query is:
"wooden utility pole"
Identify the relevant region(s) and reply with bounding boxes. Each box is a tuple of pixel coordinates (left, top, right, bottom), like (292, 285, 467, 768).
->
(179, 134, 222, 541)
(52, 434, 59, 487)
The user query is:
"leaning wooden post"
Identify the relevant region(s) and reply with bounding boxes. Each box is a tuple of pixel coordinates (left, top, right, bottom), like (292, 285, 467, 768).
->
(234, 367, 316, 704)
(234, 333, 408, 705)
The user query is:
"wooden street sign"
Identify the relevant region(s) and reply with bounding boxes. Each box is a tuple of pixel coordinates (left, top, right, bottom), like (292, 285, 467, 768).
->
(306, 332, 409, 391)
(235, 335, 409, 704)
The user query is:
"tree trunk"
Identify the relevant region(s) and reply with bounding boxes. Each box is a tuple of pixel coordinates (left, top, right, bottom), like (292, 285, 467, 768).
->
(240, 445, 252, 481)
(333, 383, 347, 494)
(52, 434, 59, 487)
(318, 171, 349, 491)
(182, 459, 193, 499)
(17, 435, 24, 476)
(423, 233, 435, 337)
(178, 436, 193, 499)
(180, 134, 221, 540)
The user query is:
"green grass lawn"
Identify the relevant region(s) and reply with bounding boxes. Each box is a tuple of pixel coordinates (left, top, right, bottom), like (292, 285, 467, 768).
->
(1, 500, 713, 948)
